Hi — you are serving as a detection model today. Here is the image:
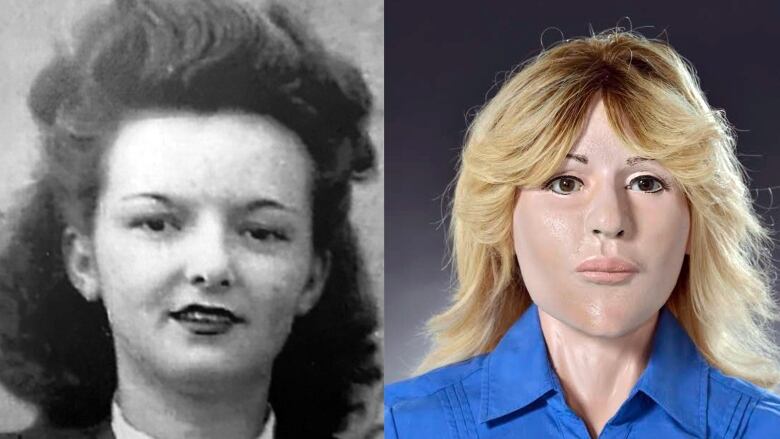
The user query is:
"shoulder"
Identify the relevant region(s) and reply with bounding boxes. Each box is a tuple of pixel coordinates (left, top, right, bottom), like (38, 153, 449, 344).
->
(384, 356, 486, 439)
(385, 354, 486, 406)
(707, 368, 780, 437)
(741, 392, 780, 436)
(1, 420, 113, 439)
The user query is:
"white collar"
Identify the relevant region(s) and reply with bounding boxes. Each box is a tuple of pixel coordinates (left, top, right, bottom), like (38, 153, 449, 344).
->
(111, 400, 275, 439)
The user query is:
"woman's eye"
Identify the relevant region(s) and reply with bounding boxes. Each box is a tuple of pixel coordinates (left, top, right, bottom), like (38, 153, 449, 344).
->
(544, 176, 583, 195)
(244, 227, 287, 243)
(132, 218, 178, 234)
(627, 176, 666, 193)
(144, 219, 167, 232)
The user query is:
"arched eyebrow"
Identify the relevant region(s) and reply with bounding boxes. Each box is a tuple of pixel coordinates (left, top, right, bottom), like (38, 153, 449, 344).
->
(120, 193, 174, 205)
(625, 156, 655, 166)
(565, 154, 655, 166)
(244, 199, 298, 214)
(120, 193, 297, 213)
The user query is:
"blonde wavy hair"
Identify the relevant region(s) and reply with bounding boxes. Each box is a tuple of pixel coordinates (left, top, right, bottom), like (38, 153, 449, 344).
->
(418, 30, 780, 389)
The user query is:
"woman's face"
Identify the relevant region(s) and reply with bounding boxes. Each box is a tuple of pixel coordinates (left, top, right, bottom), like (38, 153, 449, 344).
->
(70, 111, 326, 387)
(512, 99, 690, 337)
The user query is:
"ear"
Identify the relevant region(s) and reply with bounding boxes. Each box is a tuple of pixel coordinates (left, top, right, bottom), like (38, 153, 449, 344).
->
(295, 250, 331, 316)
(62, 226, 101, 302)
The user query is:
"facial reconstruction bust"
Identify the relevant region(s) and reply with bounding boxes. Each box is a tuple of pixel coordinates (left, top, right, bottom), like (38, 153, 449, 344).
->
(513, 99, 690, 337)
(387, 29, 780, 439)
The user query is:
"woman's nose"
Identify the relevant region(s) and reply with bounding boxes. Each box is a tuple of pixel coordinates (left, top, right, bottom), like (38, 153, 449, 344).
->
(585, 184, 630, 239)
(184, 219, 235, 292)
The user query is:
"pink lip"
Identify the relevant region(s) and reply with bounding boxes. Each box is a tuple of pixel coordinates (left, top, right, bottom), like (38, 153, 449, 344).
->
(576, 257, 638, 285)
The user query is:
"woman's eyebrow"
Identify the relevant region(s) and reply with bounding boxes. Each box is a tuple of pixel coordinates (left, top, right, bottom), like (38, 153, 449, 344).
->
(245, 199, 297, 214)
(564, 154, 655, 166)
(119, 193, 174, 206)
(626, 156, 655, 166)
(118, 193, 297, 213)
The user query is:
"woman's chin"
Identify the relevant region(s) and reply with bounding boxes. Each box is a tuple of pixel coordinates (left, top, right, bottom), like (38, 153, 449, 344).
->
(151, 349, 267, 390)
(568, 304, 661, 339)
(116, 317, 281, 390)
(536, 297, 661, 339)
(122, 335, 272, 390)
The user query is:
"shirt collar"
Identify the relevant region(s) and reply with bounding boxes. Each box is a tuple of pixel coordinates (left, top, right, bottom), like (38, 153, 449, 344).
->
(634, 306, 708, 437)
(111, 400, 276, 439)
(480, 303, 556, 422)
(479, 303, 708, 437)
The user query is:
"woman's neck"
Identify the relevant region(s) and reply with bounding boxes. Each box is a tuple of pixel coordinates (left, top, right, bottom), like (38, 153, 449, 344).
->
(538, 308, 657, 439)
(114, 354, 270, 439)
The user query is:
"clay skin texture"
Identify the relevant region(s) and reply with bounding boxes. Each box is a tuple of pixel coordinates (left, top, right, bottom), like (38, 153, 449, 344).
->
(512, 98, 691, 436)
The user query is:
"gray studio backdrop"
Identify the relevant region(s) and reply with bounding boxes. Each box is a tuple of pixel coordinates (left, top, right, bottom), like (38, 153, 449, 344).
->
(0, 0, 383, 433)
(386, 0, 780, 384)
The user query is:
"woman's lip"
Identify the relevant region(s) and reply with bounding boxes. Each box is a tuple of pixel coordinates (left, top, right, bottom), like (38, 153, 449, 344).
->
(579, 271, 636, 284)
(575, 256, 638, 273)
(171, 315, 236, 335)
(169, 309, 245, 336)
(169, 304, 244, 323)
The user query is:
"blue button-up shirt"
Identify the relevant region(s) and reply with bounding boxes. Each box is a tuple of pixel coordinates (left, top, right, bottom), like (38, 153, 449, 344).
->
(385, 304, 780, 438)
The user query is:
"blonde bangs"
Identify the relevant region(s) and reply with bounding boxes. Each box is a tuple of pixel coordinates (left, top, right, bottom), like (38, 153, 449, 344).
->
(417, 30, 780, 388)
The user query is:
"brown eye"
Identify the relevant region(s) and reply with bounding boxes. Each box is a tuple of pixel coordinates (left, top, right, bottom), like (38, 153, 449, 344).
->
(628, 176, 665, 193)
(545, 176, 583, 195)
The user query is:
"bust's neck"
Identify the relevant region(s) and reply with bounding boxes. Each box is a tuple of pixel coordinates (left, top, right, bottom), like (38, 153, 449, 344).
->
(538, 308, 657, 438)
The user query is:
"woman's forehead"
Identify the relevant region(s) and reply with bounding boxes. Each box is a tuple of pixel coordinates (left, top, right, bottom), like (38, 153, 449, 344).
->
(101, 112, 312, 210)
(565, 100, 660, 169)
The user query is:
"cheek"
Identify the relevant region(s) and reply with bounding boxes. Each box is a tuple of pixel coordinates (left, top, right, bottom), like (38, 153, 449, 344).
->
(93, 228, 177, 314)
(637, 197, 690, 272)
(636, 193, 690, 250)
(512, 196, 581, 277)
(239, 253, 313, 316)
(236, 259, 312, 357)
(513, 198, 584, 321)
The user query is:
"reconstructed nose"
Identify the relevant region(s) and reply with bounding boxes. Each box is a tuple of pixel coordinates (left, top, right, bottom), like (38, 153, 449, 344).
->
(184, 218, 235, 292)
(585, 184, 630, 239)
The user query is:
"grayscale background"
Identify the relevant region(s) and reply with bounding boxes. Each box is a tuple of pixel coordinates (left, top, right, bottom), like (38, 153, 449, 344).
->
(0, 0, 383, 435)
(386, 0, 780, 384)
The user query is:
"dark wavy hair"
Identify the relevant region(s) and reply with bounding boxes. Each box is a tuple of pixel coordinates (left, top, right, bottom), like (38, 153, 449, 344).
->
(0, 0, 379, 437)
